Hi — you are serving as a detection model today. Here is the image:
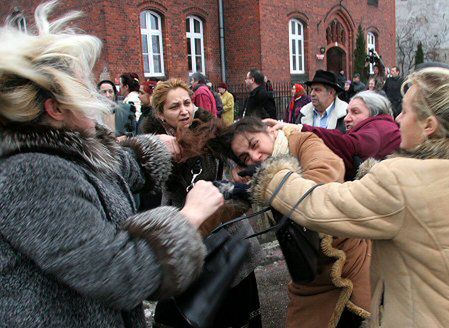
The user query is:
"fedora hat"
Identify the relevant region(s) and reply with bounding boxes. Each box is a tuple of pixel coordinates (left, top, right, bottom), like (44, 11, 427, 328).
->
(305, 70, 343, 92)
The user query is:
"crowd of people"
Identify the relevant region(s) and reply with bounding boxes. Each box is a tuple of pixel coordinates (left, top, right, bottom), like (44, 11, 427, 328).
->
(1, 2, 449, 328)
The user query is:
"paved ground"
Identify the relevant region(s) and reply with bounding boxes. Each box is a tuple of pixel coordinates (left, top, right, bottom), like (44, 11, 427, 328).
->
(255, 241, 290, 327)
(144, 240, 291, 327)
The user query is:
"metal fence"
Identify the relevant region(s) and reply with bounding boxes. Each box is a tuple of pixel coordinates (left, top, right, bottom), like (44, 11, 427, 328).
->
(214, 81, 293, 120)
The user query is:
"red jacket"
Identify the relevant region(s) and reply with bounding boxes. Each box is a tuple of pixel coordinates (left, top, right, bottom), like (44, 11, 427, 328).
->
(192, 85, 217, 117)
(302, 114, 401, 180)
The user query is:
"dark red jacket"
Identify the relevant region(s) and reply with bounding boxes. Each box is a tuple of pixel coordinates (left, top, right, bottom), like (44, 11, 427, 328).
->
(192, 85, 217, 117)
(302, 114, 401, 180)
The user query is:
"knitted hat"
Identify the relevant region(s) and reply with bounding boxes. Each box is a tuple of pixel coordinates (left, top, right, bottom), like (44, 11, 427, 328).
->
(142, 81, 157, 95)
(218, 82, 228, 90)
(293, 83, 305, 96)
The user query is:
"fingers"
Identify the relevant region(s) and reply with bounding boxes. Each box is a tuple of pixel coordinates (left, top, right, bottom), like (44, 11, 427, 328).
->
(231, 166, 250, 184)
(262, 118, 278, 127)
(156, 134, 180, 159)
(116, 135, 128, 143)
(181, 181, 224, 228)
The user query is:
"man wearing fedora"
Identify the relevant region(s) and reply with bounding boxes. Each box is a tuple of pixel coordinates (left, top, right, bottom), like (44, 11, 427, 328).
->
(296, 70, 348, 133)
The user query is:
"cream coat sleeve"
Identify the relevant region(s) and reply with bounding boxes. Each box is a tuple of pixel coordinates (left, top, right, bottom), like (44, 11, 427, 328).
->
(264, 158, 406, 239)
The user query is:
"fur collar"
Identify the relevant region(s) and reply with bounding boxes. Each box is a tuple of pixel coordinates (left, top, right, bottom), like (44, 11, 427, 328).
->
(356, 138, 449, 179)
(0, 123, 121, 174)
(389, 138, 449, 160)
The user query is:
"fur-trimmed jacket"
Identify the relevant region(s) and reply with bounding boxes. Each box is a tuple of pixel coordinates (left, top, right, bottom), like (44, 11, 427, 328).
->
(253, 127, 371, 328)
(0, 124, 206, 328)
(251, 138, 449, 328)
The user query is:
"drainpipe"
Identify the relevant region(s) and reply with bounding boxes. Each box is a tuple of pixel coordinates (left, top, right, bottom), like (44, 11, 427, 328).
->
(218, 0, 226, 82)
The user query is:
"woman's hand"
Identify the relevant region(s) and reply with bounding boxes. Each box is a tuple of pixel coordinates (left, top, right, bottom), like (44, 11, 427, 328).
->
(181, 181, 224, 228)
(263, 119, 300, 132)
(157, 134, 180, 159)
(231, 166, 251, 184)
(263, 118, 289, 130)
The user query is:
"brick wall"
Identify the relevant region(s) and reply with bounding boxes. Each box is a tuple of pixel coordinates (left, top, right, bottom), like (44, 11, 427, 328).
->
(0, 0, 396, 85)
(257, 0, 396, 82)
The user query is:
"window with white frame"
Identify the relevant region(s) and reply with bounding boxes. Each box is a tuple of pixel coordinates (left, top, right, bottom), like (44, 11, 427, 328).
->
(186, 16, 205, 74)
(289, 19, 305, 74)
(367, 32, 376, 74)
(140, 11, 165, 77)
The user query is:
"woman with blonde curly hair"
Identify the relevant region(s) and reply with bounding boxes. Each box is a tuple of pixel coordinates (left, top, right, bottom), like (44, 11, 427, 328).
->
(248, 66, 449, 327)
(0, 2, 224, 327)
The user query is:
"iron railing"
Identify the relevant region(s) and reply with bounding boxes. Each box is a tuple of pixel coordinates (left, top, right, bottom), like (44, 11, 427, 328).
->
(214, 81, 295, 120)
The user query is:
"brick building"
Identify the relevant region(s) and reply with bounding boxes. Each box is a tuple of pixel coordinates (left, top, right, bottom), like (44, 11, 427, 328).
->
(1, 0, 396, 85)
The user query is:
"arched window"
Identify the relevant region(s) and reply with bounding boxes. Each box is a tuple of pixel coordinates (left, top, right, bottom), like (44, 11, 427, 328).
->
(289, 19, 305, 74)
(140, 11, 165, 77)
(186, 16, 205, 74)
(367, 32, 376, 74)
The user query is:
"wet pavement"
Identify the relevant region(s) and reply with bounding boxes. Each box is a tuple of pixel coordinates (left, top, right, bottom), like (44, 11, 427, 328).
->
(145, 240, 291, 327)
(255, 241, 290, 327)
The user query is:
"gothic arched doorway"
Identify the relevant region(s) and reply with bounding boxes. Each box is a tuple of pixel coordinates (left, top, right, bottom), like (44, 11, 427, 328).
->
(326, 47, 346, 76)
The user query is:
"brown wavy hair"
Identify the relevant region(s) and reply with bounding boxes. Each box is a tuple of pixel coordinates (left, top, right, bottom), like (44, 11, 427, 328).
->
(151, 78, 193, 115)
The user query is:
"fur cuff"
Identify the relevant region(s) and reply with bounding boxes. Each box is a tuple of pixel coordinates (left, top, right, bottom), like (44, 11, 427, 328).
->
(250, 155, 302, 206)
(123, 206, 206, 299)
(355, 158, 380, 180)
(121, 134, 172, 193)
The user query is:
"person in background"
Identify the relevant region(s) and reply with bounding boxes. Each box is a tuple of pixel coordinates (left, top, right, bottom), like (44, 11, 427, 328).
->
(244, 69, 277, 119)
(339, 80, 355, 103)
(367, 77, 376, 91)
(98, 79, 118, 102)
(337, 69, 346, 89)
(298, 70, 348, 132)
(284, 83, 311, 123)
(352, 73, 366, 93)
(0, 2, 224, 327)
(250, 66, 449, 328)
(206, 80, 224, 117)
(190, 72, 218, 117)
(218, 82, 235, 126)
(120, 72, 141, 120)
(137, 80, 157, 134)
(383, 66, 404, 118)
(98, 79, 136, 137)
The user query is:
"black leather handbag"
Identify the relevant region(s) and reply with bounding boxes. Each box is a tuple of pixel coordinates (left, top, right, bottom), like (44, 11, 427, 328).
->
(269, 171, 322, 284)
(158, 228, 249, 328)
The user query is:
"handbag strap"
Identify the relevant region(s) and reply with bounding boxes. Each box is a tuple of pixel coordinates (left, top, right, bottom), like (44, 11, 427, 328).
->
(245, 173, 323, 239)
(211, 170, 295, 234)
(211, 170, 322, 239)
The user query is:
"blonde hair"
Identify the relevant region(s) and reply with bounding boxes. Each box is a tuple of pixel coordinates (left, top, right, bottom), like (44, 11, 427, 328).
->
(402, 67, 449, 138)
(151, 79, 192, 114)
(0, 1, 109, 125)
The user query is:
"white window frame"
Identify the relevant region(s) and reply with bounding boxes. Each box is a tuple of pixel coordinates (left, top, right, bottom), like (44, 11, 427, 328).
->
(186, 16, 205, 74)
(367, 32, 376, 74)
(289, 19, 305, 74)
(140, 11, 165, 77)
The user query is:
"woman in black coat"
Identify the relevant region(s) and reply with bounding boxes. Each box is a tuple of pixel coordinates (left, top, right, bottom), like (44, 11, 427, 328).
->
(143, 78, 263, 328)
